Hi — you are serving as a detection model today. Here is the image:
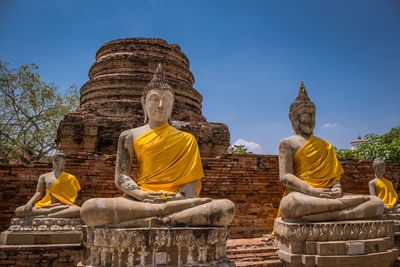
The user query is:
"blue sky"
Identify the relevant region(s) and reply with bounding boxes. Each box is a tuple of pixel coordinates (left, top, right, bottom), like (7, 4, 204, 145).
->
(1, 0, 399, 154)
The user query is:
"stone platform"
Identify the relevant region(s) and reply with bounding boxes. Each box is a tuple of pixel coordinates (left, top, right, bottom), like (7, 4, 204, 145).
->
(0, 217, 82, 245)
(80, 226, 233, 267)
(383, 213, 400, 249)
(274, 217, 399, 267)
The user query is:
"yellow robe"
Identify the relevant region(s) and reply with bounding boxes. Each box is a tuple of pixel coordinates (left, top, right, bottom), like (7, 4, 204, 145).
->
(134, 123, 204, 195)
(375, 178, 398, 208)
(293, 135, 343, 188)
(35, 172, 81, 208)
(277, 135, 343, 218)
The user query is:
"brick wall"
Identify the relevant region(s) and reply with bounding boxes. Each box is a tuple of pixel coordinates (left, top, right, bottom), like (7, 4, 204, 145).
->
(0, 244, 81, 266)
(1, 153, 399, 238)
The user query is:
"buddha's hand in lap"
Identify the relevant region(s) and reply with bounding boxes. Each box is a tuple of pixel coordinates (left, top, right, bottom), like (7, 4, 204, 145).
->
(129, 189, 165, 202)
(143, 191, 213, 204)
(142, 192, 177, 203)
(329, 185, 343, 198)
(311, 185, 343, 199)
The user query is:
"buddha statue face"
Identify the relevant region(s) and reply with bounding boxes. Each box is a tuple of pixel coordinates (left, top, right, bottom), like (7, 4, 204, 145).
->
(141, 64, 175, 124)
(144, 88, 174, 124)
(52, 155, 65, 172)
(289, 81, 316, 136)
(290, 105, 315, 135)
(373, 157, 385, 178)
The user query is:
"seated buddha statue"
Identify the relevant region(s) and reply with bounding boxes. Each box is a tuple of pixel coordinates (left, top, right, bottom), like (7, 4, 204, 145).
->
(15, 147, 81, 218)
(80, 64, 235, 228)
(369, 154, 400, 214)
(278, 81, 384, 221)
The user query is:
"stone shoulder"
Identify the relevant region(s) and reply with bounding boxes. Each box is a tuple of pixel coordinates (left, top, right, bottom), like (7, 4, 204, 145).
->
(278, 136, 297, 151)
(119, 126, 148, 143)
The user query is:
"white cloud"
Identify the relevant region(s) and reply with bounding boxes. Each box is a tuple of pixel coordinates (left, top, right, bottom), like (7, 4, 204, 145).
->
(233, 138, 263, 154)
(322, 123, 339, 129)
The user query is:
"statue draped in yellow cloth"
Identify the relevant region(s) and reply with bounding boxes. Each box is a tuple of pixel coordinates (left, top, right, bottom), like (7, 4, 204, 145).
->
(369, 155, 400, 213)
(278, 81, 384, 221)
(292, 135, 343, 189)
(134, 123, 203, 194)
(80, 64, 235, 227)
(34, 172, 80, 208)
(15, 148, 81, 218)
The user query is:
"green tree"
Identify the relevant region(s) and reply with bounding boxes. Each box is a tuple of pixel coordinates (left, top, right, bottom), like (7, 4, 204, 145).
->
(334, 126, 400, 163)
(0, 61, 79, 163)
(230, 144, 253, 154)
(334, 147, 360, 159)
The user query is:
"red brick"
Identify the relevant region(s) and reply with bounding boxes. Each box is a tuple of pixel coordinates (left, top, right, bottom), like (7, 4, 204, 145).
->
(27, 254, 41, 259)
(0, 260, 15, 264)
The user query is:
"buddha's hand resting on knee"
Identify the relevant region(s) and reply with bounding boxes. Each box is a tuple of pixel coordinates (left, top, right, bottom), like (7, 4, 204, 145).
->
(23, 202, 33, 216)
(384, 205, 394, 213)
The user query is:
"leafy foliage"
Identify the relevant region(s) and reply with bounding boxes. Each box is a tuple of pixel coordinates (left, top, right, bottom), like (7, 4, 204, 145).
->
(230, 144, 253, 154)
(0, 61, 79, 163)
(334, 126, 400, 163)
(334, 148, 360, 159)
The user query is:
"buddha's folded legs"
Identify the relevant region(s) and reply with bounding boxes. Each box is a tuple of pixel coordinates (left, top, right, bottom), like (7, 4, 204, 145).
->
(302, 195, 384, 221)
(15, 203, 70, 217)
(80, 196, 215, 227)
(280, 191, 383, 221)
(165, 199, 235, 227)
(47, 205, 80, 218)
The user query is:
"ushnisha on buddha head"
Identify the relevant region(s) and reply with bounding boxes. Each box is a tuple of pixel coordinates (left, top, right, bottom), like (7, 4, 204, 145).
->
(141, 64, 175, 125)
(289, 81, 316, 136)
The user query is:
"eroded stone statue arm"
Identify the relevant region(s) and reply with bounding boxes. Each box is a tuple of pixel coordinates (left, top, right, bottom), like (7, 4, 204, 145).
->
(369, 179, 377, 196)
(115, 131, 140, 194)
(279, 140, 331, 198)
(24, 175, 46, 213)
(115, 131, 163, 201)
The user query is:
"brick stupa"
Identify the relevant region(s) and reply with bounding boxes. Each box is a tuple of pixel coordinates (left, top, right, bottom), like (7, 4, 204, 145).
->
(57, 38, 230, 156)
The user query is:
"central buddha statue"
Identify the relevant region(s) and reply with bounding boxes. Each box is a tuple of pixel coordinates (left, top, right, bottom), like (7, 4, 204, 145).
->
(278, 82, 384, 221)
(80, 64, 235, 227)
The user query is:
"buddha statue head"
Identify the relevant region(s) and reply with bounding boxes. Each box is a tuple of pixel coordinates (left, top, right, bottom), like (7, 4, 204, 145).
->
(373, 152, 385, 178)
(53, 144, 66, 172)
(141, 64, 175, 124)
(289, 81, 316, 135)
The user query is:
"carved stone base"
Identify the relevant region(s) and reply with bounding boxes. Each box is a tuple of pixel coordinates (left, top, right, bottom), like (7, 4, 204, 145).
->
(80, 227, 233, 267)
(274, 218, 398, 267)
(382, 213, 400, 249)
(0, 217, 82, 245)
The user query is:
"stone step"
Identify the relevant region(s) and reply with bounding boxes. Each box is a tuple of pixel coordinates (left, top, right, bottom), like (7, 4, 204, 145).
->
(227, 237, 281, 266)
(228, 251, 279, 260)
(227, 247, 278, 255)
(234, 259, 283, 267)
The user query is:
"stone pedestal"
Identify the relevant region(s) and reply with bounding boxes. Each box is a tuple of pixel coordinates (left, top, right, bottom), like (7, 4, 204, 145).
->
(274, 217, 398, 267)
(0, 217, 82, 245)
(80, 227, 233, 267)
(382, 213, 400, 249)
